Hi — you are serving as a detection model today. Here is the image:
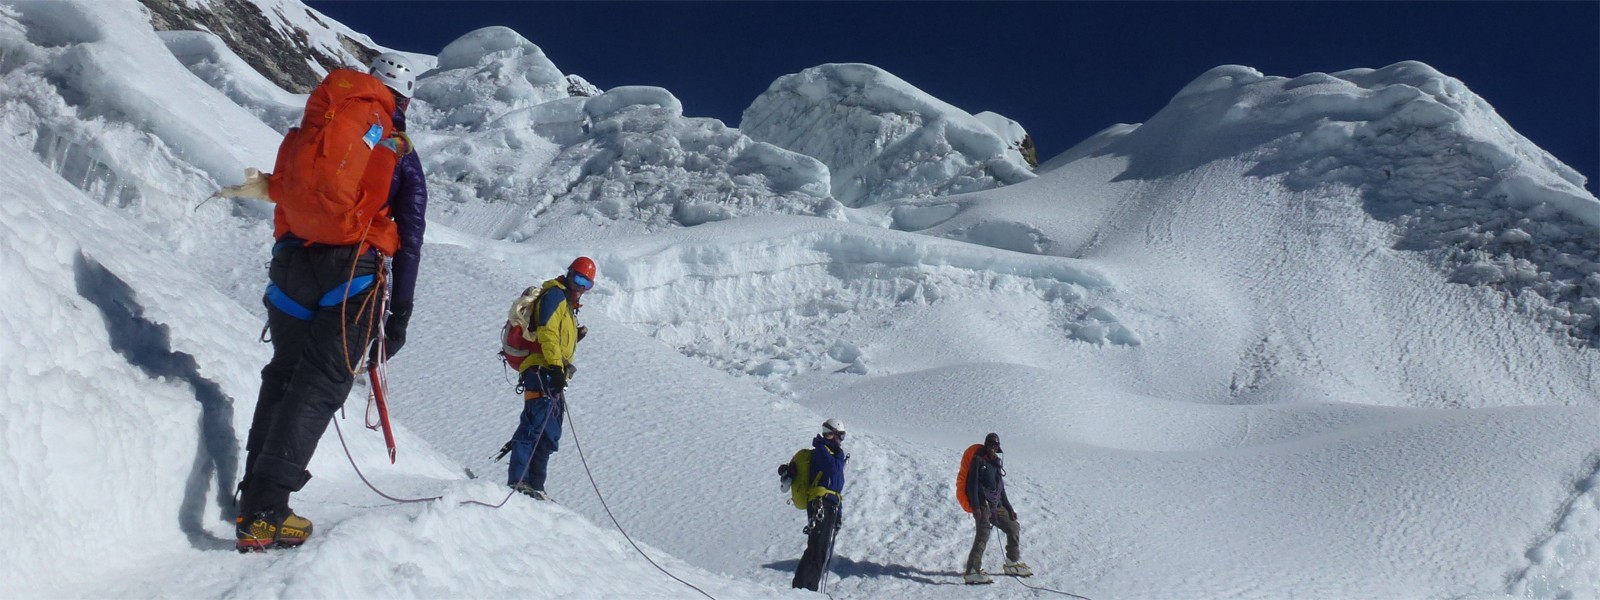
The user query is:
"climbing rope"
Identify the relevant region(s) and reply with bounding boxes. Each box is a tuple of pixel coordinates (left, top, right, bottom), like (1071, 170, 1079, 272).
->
(333, 385, 556, 509)
(1011, 575, 1093, 599)
(333, 416, 442, 504)
(565, 405, 718, 600)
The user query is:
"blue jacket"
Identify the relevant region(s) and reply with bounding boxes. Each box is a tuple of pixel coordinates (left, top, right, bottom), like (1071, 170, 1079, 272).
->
(810, 435, 847, 497)
(388, 109, 427, 308)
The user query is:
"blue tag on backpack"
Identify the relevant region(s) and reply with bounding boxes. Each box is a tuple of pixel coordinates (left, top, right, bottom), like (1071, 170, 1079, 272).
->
(363, 124, 383, 149)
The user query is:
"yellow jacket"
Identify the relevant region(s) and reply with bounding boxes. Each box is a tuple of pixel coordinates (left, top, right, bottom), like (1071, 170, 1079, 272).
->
(518, 278, 580, 372)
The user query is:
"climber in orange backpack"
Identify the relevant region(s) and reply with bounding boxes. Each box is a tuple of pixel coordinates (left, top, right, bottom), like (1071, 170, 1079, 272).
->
(222, 53, 426, 552)
(959, 432, 1032, 583)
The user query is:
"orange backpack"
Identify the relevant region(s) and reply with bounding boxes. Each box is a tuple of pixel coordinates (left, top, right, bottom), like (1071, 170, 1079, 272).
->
(955, 443, 983, 513)
(269, 69, 401, 255)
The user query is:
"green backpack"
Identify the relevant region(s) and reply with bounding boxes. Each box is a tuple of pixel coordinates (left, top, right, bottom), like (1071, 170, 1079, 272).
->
(779, 449, 820, 509)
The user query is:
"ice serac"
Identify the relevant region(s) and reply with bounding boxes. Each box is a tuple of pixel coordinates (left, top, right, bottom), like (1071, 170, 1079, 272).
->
(496, 86, 841, 239)
(410, 27, 839, 238)
(741, 63, 1036, 207)
(1085, 62, 1600, 346)
(412, 26, 571, 131)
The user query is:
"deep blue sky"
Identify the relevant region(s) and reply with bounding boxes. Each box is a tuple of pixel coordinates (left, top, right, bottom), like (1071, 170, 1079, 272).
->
(311, 1, 1599, 194)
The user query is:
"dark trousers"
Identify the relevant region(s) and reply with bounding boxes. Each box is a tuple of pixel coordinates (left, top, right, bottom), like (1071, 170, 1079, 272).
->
(792, 498, 840, 591)
(507, 396, 562, 489)
(239, 244, 378, 517)
(965, 505, 1021, 573)
(507, 368, 565, 489)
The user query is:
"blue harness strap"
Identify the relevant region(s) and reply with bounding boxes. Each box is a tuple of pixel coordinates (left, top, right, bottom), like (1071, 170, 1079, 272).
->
(266, 283, 314, 320)
(266, 274, 377, 321)
(320, 274, 376, 307)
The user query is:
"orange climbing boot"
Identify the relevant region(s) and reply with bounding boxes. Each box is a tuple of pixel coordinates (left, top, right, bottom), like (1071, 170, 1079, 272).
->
(236, 510, 314, 552)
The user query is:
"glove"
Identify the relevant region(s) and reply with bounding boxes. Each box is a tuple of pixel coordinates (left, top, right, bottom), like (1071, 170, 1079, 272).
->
(563, 362, 578, 380)
(383, 303, 413, 359)
(540, 366, 567, 394)
(218, 168, 271, 200)
(576, 325, 588, 342)
(377, 131, 413, 156)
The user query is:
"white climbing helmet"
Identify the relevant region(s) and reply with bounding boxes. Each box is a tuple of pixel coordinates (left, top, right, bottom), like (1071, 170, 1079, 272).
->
(822, 418, 846, 437)
(368, 52, 416, 98)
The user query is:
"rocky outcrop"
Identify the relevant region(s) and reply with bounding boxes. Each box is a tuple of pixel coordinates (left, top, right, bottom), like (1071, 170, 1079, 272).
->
(566, 74, 601, 97)
(137, 0, 376, 92)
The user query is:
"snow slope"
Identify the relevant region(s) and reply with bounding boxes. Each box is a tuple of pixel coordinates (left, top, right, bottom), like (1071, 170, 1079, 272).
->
(5, 1, 1600, 599)
(892, 63, 1600, 349)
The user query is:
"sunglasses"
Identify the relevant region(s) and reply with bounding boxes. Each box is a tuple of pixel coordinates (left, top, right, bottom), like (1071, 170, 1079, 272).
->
(827, 431, 846, 440)
(571, 272, 593, 291)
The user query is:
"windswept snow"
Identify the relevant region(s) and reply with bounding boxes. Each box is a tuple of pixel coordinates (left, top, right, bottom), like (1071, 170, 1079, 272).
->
(3, 1, 277, 183)
(5, 1, 1600, 599)
(742, 63, 1036, 207)
(159, 29, 305, 132)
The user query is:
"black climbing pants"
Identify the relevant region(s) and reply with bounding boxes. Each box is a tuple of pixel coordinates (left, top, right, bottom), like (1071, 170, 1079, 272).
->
(239, 243, 380, 517)
(793, 497, 841, 591)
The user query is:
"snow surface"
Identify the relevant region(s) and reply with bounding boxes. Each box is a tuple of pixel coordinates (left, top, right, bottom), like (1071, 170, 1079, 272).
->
(4, 2, 1600, 599)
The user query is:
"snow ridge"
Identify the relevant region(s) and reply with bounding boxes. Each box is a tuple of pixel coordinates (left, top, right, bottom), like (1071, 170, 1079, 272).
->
(1092, 62, 1600, 346)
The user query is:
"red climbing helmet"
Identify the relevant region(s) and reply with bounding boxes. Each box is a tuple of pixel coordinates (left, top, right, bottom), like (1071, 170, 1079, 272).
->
(568, 256, 597, 291)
